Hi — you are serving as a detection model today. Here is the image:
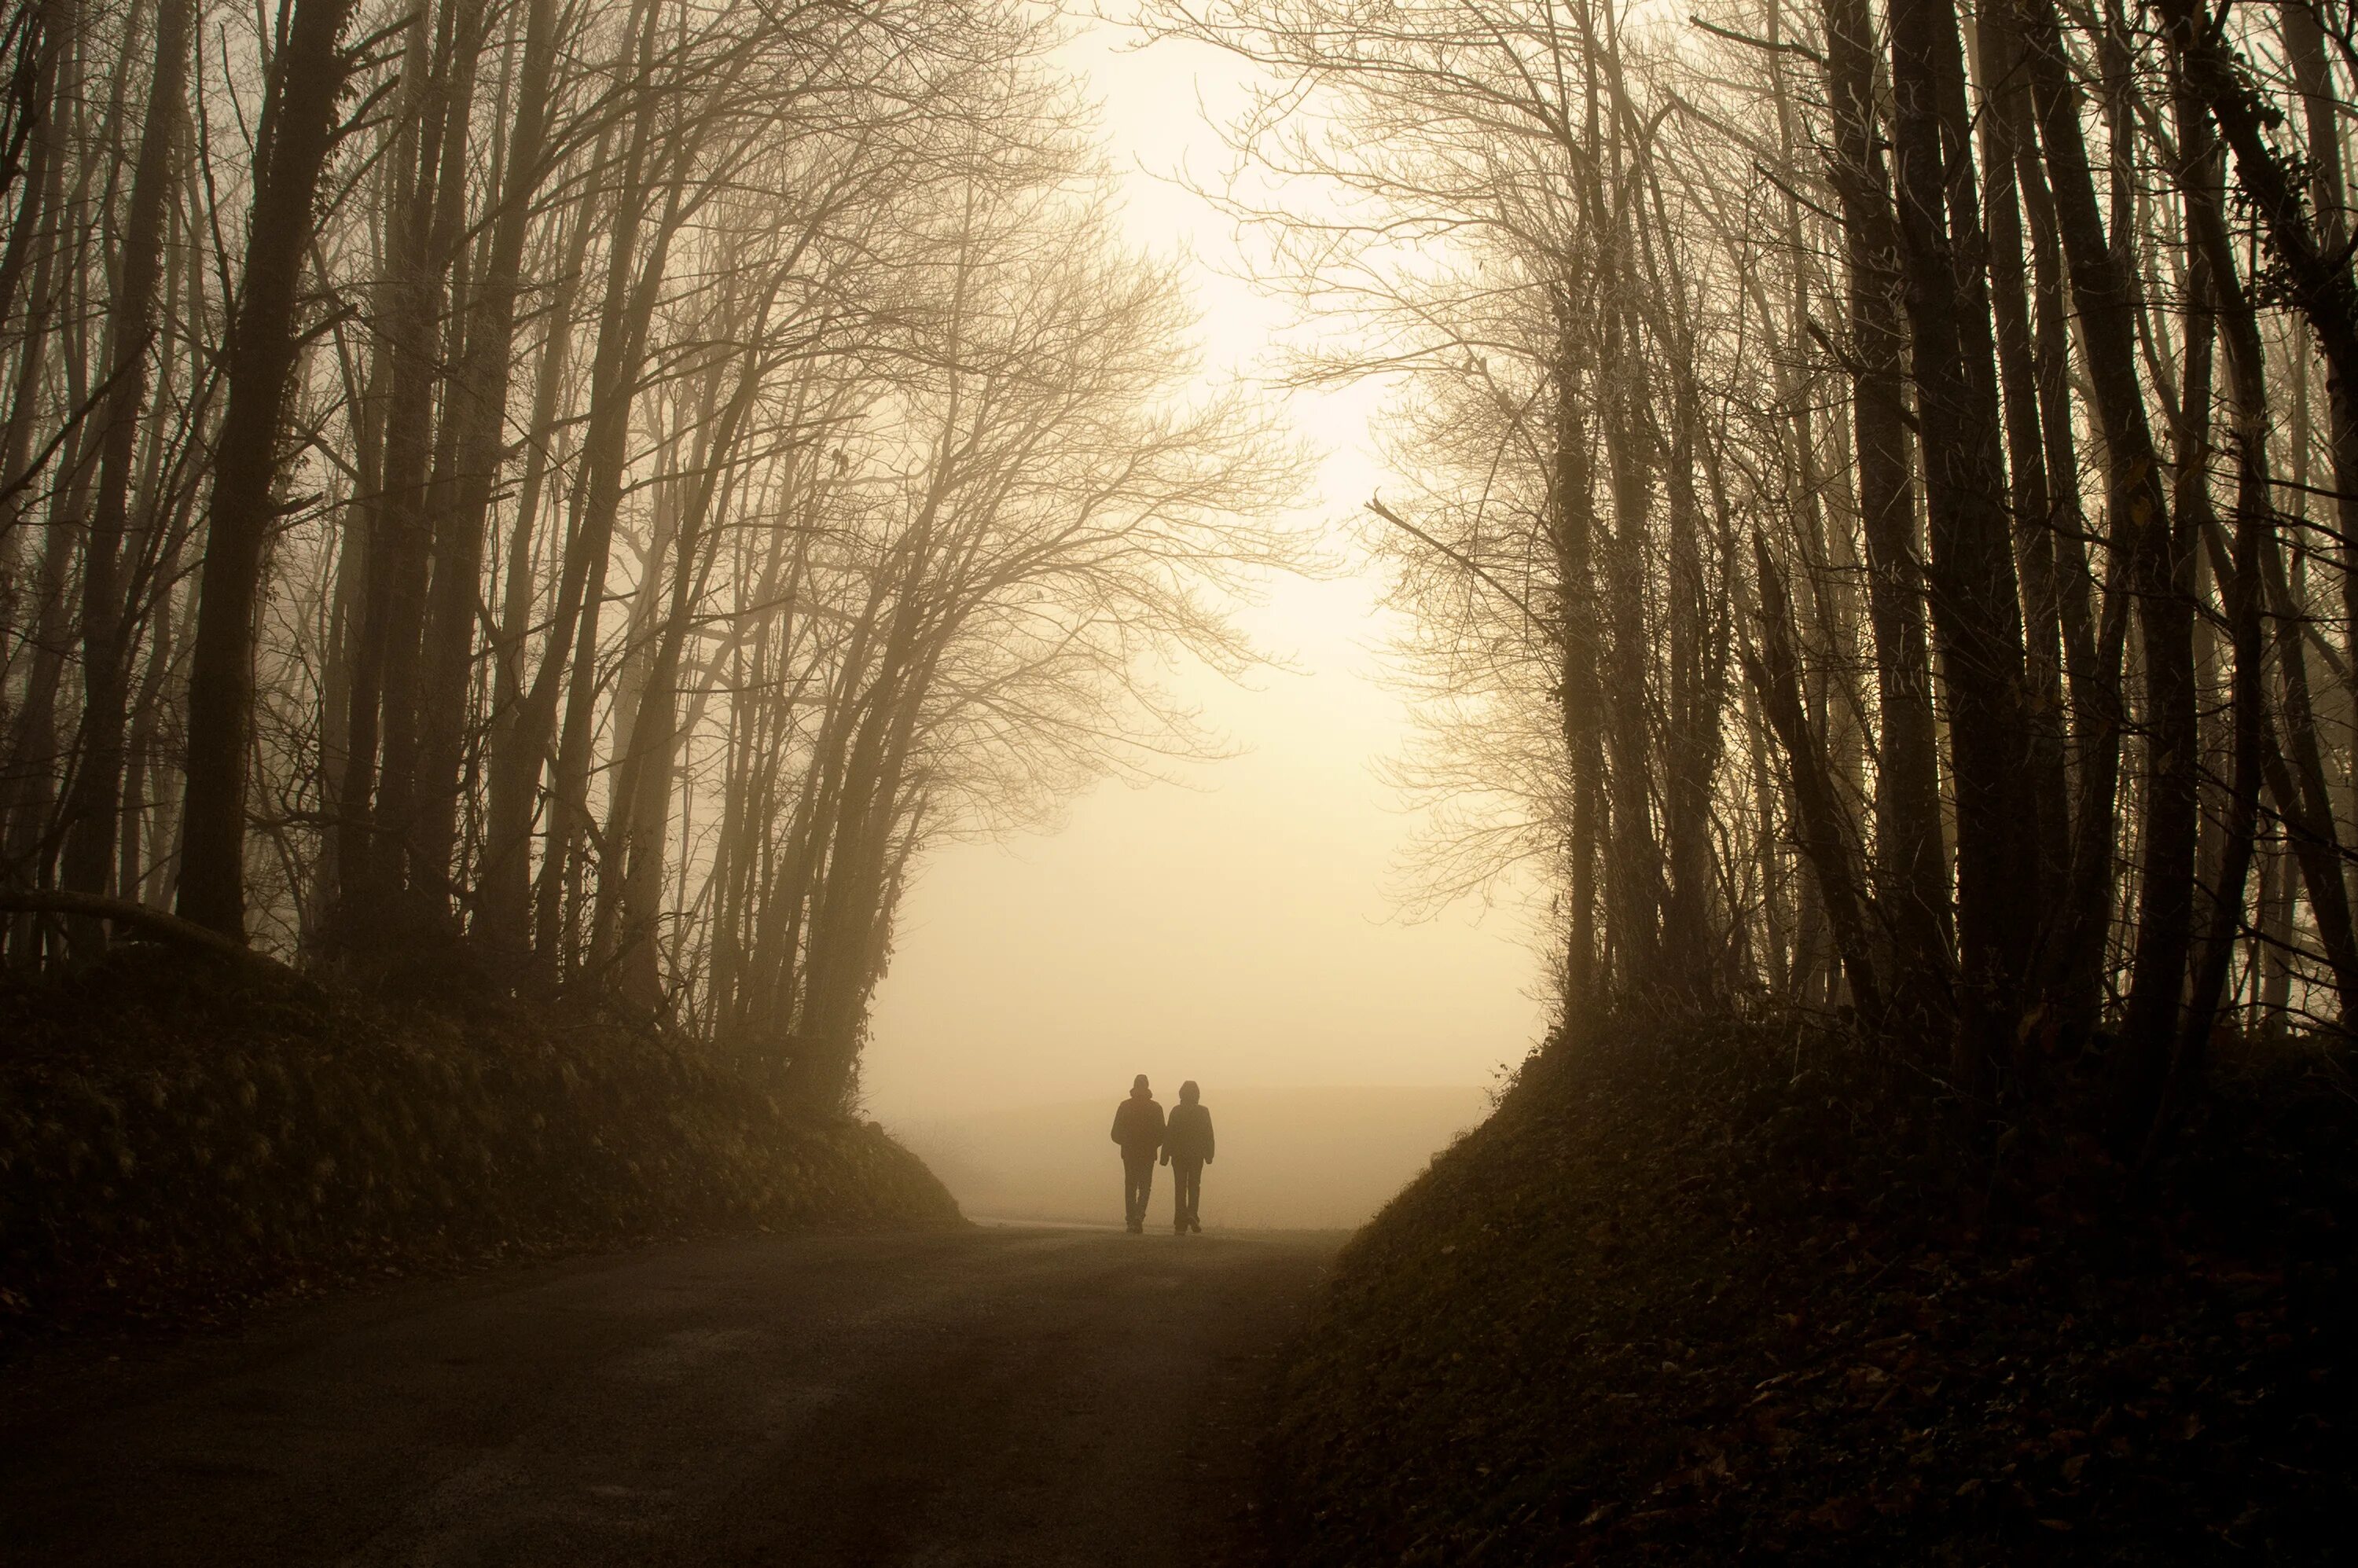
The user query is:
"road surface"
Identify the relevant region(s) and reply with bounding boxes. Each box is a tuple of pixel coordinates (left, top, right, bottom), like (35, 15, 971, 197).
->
(1, 1226, 1342, 1566)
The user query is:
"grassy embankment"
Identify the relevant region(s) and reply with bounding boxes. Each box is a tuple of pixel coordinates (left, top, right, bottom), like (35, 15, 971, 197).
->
(1271, 1019, 2352, 1563)
(0, 947, 959, 1350)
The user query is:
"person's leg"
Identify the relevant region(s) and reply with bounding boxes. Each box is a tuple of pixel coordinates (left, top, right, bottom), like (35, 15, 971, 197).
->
(1125, 1155, 1154, 1229)
(1172, 1163, 1186, 1232)
(1181, 1160, 1202, 1229)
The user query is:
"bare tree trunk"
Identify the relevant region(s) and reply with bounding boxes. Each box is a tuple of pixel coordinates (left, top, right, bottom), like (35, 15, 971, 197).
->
(2009, 71, 2118, 1037)
(407, 0, 551, 909)
(2254, 527, 2358, 1017)
(2150, 73, 2266, 1156)
(476, 168, 597, 960)
(0, 0, 68, 965)
(788, 619, 940, 1111)
(2018, 0, 2198, 1092)
(490, 0, 667, 968)
(57, 0, 192, 949)
(1821, 0, 1949, 1021)
(353, 0, 480, 923)
(1889, 0, 2040, 1090)
(2257, 843, 2292, 1037)
(1661, 367, 1723, 990)
(1599, 299, 1659, 993)
(1550, 318, 1604, 1017)
(538, 169, 686, 970)
(175, 0, 360, 939)
(2, 516, 66, 961)
(0, 0, 65, 347)
(2277, 1, 2358, 890)
(1743, 536, 1882, 1019)
(1975, 2, 2073, 938)
(332, 2, 433, 918)
(593, 316, 771, 1004)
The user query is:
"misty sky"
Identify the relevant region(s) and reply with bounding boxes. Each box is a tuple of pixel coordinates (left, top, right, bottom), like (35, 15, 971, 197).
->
(862, 23, 1550, 1121)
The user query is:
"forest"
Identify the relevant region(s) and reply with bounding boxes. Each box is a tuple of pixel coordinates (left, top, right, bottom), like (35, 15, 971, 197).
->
(3, 0, 2356, 1559)
(1144, 1, 2358, 1555)
(6, 0, 2357, 1131)
(1142, 0, 2358, 1157)
(0, 0, 1299, 1112)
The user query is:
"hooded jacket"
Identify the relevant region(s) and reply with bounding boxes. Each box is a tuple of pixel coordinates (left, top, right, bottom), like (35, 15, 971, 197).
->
(1162, 1099, 1214, 1163)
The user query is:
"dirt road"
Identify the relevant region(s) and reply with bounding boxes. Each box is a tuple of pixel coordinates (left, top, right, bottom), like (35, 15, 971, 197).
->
(1, 1226, 1342, 1566)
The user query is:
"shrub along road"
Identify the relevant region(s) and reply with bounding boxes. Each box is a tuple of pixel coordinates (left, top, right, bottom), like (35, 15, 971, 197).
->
(1, 1227, 1339, 1566)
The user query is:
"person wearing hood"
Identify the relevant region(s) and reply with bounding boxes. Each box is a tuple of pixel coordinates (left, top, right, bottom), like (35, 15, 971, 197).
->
(1109, 1074, 1165, 1232)
(1161, 1080, 1214, 1234)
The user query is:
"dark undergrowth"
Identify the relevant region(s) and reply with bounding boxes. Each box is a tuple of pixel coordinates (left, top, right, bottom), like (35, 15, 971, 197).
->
(1269, 1015, 2353, 1564)
(0, 946, 960, 1353)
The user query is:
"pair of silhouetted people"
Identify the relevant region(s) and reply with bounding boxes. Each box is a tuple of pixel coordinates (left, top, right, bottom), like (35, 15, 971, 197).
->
(1108, 1075, 1214, 1233)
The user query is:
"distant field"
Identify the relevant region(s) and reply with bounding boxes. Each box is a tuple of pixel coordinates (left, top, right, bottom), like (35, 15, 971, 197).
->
(890, 1085, 1493, 1230)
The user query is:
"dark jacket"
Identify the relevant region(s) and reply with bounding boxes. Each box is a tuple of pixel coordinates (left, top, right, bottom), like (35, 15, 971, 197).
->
(1111, 1093, 1164, 1159)
(1163, 1102, 1214, 1163)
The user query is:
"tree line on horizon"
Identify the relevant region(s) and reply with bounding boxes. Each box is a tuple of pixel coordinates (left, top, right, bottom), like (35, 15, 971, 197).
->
(0, 0, 1298, 1110)
(1151, 0, 2358, 1147)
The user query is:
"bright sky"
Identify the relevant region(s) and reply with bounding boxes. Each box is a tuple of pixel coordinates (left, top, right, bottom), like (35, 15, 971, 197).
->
(860, 20, 1550, 1121)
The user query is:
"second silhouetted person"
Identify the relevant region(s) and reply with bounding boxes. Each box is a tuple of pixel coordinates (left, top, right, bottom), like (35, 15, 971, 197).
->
(1161, 1080, 1214, 1233)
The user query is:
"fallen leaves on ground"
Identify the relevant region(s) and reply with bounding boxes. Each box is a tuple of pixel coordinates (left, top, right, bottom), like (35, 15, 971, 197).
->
(1267, 1018, 2353, 1565)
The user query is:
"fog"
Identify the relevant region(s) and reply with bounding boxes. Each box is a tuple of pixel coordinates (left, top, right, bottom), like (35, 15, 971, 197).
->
(896, 1085, 1495, 1230)
(862, 26, 1548, 1191)
(864, 568, 1548, 1119)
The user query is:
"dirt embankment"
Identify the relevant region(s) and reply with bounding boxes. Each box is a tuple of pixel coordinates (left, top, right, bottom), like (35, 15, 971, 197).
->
(1269, 1019, 2353, 1564)
(0, 949, 960, 1348)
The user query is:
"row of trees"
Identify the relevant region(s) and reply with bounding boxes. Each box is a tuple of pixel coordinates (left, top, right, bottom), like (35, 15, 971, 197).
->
(1158, 0, 2358, 1140)
(0, 0, 1295, 1109)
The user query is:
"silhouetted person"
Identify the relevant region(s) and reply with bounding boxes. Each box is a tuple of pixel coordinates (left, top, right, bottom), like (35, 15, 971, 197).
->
(1162, 1079, 1214, 1234)
(1110, 1074, 1164, 1232)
